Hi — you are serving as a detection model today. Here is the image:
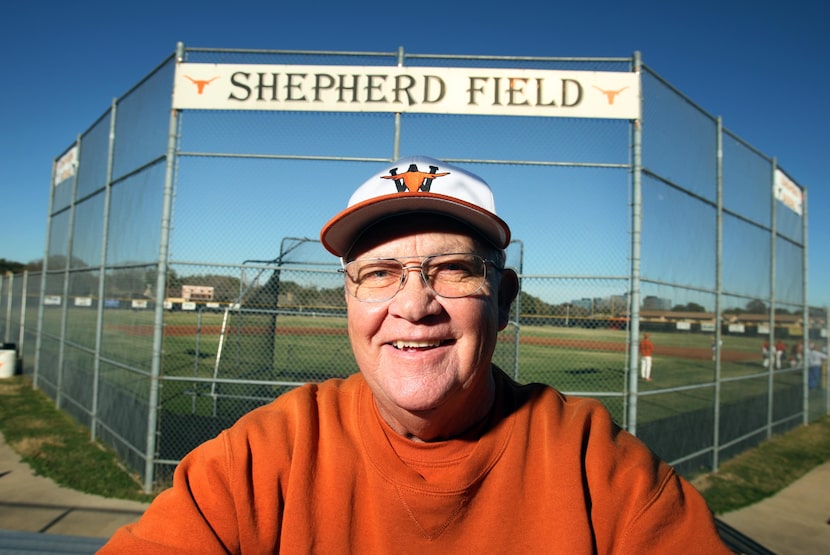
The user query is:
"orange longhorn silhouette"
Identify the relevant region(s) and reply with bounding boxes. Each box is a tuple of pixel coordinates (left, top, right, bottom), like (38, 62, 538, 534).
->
(382, 170, 449, 192)
(184, 75, 219, 94)
(593, 85, 629, 105)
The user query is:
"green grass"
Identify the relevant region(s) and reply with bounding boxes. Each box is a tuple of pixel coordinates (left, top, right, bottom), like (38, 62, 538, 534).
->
(694, 414, 830, 514)
(0, 376, 155, 502)
(42, 309, 812, 429)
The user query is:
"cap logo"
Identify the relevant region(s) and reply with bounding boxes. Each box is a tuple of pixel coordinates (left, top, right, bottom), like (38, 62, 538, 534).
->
(381, 163, 450, 193)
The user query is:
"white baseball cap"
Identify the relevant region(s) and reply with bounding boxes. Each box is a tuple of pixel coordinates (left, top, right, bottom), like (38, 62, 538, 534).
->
(320, 156, 511, 257)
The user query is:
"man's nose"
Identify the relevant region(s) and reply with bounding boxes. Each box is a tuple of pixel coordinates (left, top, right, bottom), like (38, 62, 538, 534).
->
(398, 264, 432, 294)
(390, 265, 440, 318)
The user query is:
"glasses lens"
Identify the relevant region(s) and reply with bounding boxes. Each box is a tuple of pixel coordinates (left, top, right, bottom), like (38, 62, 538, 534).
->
(344, 259, 404, 302)
(344, 254, 489, 302)
(424, 254, 487, 298)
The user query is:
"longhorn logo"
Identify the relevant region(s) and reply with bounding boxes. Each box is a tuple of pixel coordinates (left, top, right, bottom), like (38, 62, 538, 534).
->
(592, 85, 629, 105)
(184, 75, 219, 95)
(381, 163, 450, 193)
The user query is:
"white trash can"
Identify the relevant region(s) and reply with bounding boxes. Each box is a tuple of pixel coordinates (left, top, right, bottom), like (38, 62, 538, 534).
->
(0, 349, 16, 378)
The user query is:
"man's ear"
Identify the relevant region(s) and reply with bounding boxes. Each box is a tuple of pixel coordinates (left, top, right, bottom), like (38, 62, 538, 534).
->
(497, 268, 519, 331)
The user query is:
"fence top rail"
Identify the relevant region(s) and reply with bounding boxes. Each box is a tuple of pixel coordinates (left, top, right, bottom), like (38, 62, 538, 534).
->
(183, 44, 635, 65)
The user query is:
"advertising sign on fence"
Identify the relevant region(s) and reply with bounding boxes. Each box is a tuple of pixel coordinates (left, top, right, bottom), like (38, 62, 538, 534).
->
(53, 146, 78, 187)
(774, 168, 803, 216)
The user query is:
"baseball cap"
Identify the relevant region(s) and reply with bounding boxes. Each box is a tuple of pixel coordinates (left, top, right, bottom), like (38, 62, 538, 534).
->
(320, 156, 511, 257)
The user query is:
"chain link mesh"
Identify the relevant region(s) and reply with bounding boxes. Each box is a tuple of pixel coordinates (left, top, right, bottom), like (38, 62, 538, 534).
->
(1, 48, 824, 491)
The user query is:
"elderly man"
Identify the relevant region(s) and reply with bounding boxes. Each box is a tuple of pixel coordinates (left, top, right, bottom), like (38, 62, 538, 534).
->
(101, 156, 729, 553)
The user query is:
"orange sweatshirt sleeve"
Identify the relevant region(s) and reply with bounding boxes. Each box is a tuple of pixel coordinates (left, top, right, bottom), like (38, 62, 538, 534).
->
(98, 378, 311, 554)
(99, 431, 244, 554)
(563, 392, 729, 554)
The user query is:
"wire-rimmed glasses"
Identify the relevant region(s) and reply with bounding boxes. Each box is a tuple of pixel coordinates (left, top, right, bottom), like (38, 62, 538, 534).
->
(341, 253, 500, 303)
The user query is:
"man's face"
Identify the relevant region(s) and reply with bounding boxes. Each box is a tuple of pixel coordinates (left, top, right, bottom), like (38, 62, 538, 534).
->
(344, 215, 516, 438)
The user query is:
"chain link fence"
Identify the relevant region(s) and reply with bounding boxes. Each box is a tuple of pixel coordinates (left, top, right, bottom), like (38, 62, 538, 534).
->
(1, 45, 827, 492)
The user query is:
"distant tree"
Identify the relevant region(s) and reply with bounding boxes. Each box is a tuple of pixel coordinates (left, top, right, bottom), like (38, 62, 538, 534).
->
(517, 291, 555, 315)
(165, 268, 184, 297)
(671, 302, 706, 312)
(745, 299, 767, 314)
(0, 259, 25, 274)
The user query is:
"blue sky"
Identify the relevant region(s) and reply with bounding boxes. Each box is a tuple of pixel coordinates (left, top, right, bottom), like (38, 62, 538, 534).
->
(2, 0, 828, 307)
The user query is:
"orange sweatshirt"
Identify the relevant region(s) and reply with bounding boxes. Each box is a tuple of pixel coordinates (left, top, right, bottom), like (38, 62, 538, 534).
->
(100, 369, 729, 554)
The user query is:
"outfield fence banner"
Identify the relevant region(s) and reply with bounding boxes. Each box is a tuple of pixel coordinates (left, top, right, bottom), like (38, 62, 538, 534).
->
(774, 168, 803, 216)
(2, 44, 826, 493)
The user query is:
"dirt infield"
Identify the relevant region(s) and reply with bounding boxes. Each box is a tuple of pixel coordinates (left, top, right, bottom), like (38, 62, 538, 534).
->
(115, 324, 758, 362)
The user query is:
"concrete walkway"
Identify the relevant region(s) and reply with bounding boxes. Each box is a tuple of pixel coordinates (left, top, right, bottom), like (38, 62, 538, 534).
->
(0, 433, 148, 550)
(1, 431, 828, 553)
(718, 460, 830, 555)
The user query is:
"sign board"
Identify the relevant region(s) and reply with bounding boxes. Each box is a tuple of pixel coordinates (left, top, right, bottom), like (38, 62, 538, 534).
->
(675, 321, 691, 331)
(74, 297, 93, 307)
(53, 146, 78, 187)
(174, 63, 641, 120)
(131, 299, 148, 309)
(774, 169, 803, 216)
(43, 295, 62, 306)
(182, 285, 215, 302)
(728, 324, 746, 334)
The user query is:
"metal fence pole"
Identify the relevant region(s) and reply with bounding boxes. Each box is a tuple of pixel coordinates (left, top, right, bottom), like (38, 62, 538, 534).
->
(3, 272, 12, 345)
(766, 158, 777, 438)
(18, 272, 28, 356)
(143, 41, 185, 493)
(33, 149, 61, 389)
(713, 117, 724, 471)
(801, 188, 810, 422)
(55, 135, 82, 409)
(90, 100, 117, 441)
(392, 46, 404, 161)
(625, 51, 643, 436)
(512, 240, 524, 382)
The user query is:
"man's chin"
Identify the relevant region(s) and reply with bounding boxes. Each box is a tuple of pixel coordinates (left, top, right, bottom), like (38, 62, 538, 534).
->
(388, 394, 445, 415)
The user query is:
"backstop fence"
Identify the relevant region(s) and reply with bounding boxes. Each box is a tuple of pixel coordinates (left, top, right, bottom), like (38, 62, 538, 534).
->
(1, 44, 827, 493)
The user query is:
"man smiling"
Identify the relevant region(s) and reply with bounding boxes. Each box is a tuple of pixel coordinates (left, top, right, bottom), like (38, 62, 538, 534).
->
(340, 215, 514, 441)
(101, 156, 729, 553)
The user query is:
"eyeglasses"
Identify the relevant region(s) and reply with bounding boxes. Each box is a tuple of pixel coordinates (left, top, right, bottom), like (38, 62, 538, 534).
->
(341, 253, 501, 303)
